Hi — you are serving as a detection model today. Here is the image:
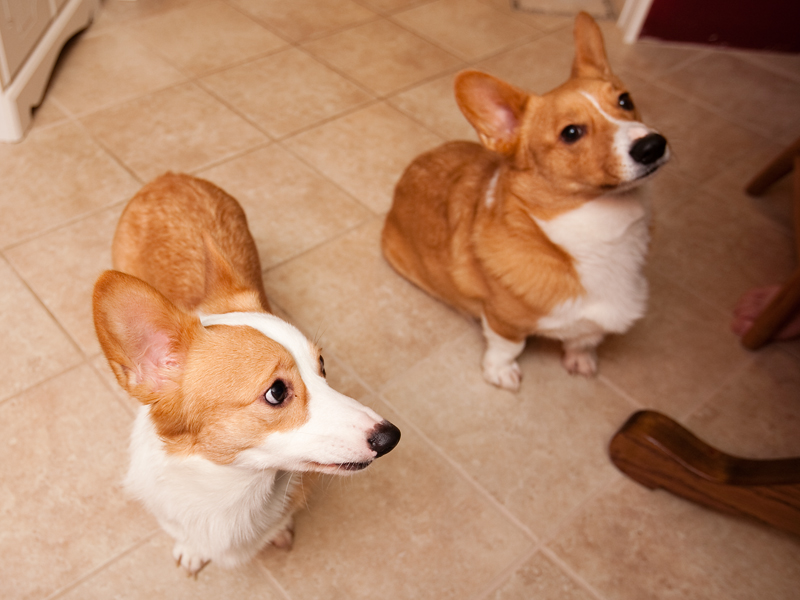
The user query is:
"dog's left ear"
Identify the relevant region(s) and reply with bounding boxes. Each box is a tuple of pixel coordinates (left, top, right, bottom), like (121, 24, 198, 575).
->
(454, 70, 529, 156)
(571, 11, 612, 80)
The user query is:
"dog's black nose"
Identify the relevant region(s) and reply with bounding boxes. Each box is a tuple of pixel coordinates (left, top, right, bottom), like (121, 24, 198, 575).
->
(630, 133, 667, 165)
(368, 421, 401, 458)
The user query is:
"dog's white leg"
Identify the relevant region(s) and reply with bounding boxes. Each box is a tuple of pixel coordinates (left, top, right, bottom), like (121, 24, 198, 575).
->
(265, 515, 295, 550)
(562, 333, 604, 376)
(481, 316, 525, 391)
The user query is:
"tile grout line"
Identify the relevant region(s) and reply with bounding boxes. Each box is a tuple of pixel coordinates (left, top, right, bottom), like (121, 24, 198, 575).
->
(0, 255, 86, 357)
(648, 75, 779, 141)
(540, 471, 625, 547)
(0, 195, 129, 254)
(45, 529, 161, 600)
(596, 372, 646, 412)
(470, 544, 541, 600)
(271, 134, 387, 214)
(677, 350, 760, 423)
(472, 475, 625, 600)
(540, 546, 610, 600)
(376, 386, 541, 544)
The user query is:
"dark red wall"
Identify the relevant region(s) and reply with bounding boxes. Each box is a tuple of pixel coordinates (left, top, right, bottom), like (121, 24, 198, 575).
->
(641, 0, 800, 53)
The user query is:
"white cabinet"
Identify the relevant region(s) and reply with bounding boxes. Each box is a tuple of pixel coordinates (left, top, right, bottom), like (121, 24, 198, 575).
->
(0, 0, 98, 142)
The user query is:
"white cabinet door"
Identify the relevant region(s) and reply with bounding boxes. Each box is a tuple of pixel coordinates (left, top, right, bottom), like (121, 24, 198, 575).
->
(0, 0, 53, 86)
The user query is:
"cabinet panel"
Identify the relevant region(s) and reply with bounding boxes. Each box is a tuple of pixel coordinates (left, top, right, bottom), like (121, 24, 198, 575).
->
(1, 0, 53, 85)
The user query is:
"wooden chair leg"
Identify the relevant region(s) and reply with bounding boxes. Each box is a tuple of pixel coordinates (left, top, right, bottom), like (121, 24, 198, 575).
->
(739, 152, 800, 350)
(609, 411, 800, 537)
(745, 137, 800, 196)
(794, 155, 800, 255)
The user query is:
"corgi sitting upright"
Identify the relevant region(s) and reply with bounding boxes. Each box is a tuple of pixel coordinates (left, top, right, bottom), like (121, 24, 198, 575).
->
(381, 12, 669, 390)
(93, 173, 400, 575)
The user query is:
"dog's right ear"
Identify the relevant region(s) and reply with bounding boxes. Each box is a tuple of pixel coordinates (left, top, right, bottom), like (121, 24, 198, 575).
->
(454, 70, 528, 156)
(93, 270, 200, 404)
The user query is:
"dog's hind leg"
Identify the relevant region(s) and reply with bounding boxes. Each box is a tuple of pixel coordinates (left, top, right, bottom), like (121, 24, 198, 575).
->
(562, 332, 604, 376)
(481, 316, 525, 391)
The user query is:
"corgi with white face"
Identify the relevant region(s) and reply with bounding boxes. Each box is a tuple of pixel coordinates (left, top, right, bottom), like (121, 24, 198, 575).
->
(382, 12, 669, 390)
(94, 173, 400, 575)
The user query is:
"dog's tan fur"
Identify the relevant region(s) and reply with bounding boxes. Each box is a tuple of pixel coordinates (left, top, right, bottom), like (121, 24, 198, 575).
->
(382, 13, 666, 388)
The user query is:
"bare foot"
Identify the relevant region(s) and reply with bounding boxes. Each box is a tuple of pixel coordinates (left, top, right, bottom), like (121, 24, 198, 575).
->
(732, 285, 800, 340)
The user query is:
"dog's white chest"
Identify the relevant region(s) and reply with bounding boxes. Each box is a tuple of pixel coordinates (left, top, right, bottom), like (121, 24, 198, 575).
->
(532, 194, 650, 339)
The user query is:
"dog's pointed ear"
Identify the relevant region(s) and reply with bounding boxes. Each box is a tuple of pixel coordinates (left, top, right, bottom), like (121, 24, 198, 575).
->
(93, 270, 200, 404)
(454, 70, 529, 156)
(571, 11, 612, 80)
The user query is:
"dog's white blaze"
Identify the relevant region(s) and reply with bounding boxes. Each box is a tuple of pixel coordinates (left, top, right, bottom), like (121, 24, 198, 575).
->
(485, 168, 500, 208)
(200, 312, 383, 471)
(579, 91, 663, 183)
(532, 193, 650, 339)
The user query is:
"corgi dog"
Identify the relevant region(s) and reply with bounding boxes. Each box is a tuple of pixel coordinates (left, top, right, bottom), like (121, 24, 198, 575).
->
(381, 12, 669, 390)
(93, 173, 400, 575)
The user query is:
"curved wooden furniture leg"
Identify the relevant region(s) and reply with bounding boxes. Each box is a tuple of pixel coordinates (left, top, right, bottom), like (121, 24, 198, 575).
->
(609, 411, 800, 536)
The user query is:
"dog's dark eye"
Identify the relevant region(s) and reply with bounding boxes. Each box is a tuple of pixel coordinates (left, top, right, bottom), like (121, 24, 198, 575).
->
(560, 125, 584, 144)
(319, 355, 326, 378)
(618, 92, 634, 111)
(264, 380, 289, 406)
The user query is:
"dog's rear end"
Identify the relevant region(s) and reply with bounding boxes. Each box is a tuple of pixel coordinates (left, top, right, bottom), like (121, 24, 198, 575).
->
(112, 172, 270, 315)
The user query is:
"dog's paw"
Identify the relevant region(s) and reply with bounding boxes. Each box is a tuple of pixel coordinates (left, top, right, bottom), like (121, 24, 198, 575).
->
(562, 348, 597, 376)
(173, 542, 211, 577)
(482, 359, 522, 391)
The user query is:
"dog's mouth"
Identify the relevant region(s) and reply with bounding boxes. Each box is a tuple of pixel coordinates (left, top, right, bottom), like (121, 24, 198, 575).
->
(308, 461, 372, 473)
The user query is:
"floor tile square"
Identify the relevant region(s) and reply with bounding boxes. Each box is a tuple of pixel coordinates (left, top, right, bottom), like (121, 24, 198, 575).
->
(660, 52, 800, 143)
(550, 478, 800, 600)
(687, 347, 800, 458)
(228, 0, 377, 42)
(0, 365, 155, 600)
(0, 122, 138, 248)
(200, 48, 373, 139)
(388, 71, 479, 141)
(81, 83, 268, 180)
(393, 0, 540, 61)
(382, 329, 634, 538)
(197, 145, 372, 268)
(488, 551, 597, 600)
(48, 32, 186, 116)
(0, 258, 82, 403)
(5, 205, 124, 356)
(598, 273, 753, 416)
(649, 189, 795, 312)
(60, 533, 286, 600)
(263, 219, 473, 390)
(258, 399, 534, 600)
(129, 0, 288, 77)
(284, 102, 443, 213)
(302, 18, 463, 96)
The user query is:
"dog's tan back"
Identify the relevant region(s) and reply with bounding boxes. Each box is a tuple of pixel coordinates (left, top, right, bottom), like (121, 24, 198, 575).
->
(112, 173, 270, 315)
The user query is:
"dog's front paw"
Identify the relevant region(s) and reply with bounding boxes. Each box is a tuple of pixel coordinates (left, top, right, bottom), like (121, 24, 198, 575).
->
(267, 522, 295, 551)
(482, 358, 522, 391)
(562, 348, 597, 376)
(173, 542, 211, 577)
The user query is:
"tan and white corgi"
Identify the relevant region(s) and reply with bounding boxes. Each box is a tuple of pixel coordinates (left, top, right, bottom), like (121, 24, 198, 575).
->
(382, 12, 669, 390)
(93, 173, 400, 574)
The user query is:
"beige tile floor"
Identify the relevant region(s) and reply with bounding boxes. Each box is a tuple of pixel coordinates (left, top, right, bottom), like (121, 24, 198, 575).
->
(2, 1, 800, 598)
